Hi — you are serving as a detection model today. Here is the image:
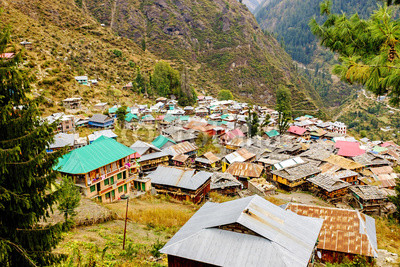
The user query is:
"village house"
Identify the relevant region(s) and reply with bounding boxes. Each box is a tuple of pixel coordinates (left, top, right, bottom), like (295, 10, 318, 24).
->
(271, 161, 321, 189)
(47, 133, 75, 152)
(210, 172, 242, 195)
(122, 82, 133, 90)
(20, 40, 33, 49)
(183, 106, 194, 115)
(307, 173, 350, 200)
(147, 166, 212, 203)
(130, 140, 169, 173)
(225, 162, 264, 188)
(152, 135, 176, 150)
(264, 129, 280, 139)
(352, 152, 391, 168)
(322, 155, 364, 173)
(328, 121, 347, 135)
(195, 152, 221, 170)
(284, 203, 377, 263)
(287, 126, 310, 140)
(88, 114, 114, 128)
(369, 166, 398, 189)
(335, 141, 365, 157)
(160, 195, 323, 267)
(88, 129, 117, 143)
(165, 141, 198, 161)
(74, 76, 89, 85)
(248, 178, 276, 196)
(54, 136, 139, 203)
(220, 128, 245, 145)
(172, 154, 190, 167)
(222, 148, 256, 171)
(349, 185, 388, 215)
(93, 102, 108, 111)
(62, 97, 82, 109)
(46, 113, 75, 133)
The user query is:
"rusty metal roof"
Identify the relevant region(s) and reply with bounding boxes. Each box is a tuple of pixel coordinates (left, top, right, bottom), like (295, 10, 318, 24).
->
(169, 141, 198, 155)
(172, 154, 189, 163)
(285, 203, 378, 258)
(203, 152, 221, 164)
(226, 162, 263, 178)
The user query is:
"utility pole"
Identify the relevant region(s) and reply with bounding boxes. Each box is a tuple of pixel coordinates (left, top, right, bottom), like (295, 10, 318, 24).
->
(120, 194, 130, 250)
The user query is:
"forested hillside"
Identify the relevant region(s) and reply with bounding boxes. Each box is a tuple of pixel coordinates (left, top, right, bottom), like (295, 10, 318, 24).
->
(250, 0, 378, 108)
(254, 0, 377, 65)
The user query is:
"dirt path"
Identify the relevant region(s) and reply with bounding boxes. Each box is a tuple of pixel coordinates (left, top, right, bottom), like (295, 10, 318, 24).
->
(272, 191, 335, 207)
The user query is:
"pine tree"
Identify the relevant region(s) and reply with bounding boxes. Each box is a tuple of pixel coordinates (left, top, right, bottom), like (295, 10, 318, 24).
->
(310, 2, 400, 106)
(116, 106, 128, 127)
(58, 176, 81, 229)
(275, 86, 292, 134)
(0, 25, 64, 266)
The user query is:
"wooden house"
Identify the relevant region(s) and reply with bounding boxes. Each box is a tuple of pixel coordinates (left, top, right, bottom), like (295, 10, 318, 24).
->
(222, 148, 256, 172)
(62, 97, 82, 109)
(20, 40, 33, 49)
(130, 140, 170, 172)
(331, 170, 359, 185)
(369, 166, 398, 189)
(53, 136, 139, 203)
(210, 172, 242, 195)
(88, 114, 114, 128)
(195, 152, 221, 170)
(287, 126, 310, 140)
(349, 185, 388, 215)
(225, 162, 264, 188)
(160, 195, 323, 267)
(284, 203, 377, 264)
(122, 82, 133, 90)
(248, 178, 276, 196)
(172, 154, 190, 167)
(167, 141, 198, 160)
(147, 166, 212, 203)
(307, 173, 350, 200)
(271, 161, 321, 189)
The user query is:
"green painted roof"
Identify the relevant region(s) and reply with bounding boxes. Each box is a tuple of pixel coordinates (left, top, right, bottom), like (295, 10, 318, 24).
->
(125, 113, 138, 122)
(108, 107, 117, 113)
(221, 114, 229, 119)
(304, 115, 313, 118)
(53, 136, 136, 174)
(372, 146, 387, 153)
(151, 135, 176, 149)
(265, 129, 279, 137)
(164, 115, 176, 123)
(179, 116, 190, 121)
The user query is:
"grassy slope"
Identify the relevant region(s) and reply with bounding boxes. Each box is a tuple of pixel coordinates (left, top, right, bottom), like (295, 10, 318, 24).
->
(83, 0, 323, 109)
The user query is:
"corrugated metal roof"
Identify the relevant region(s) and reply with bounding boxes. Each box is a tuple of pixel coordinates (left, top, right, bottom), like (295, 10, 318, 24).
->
(226, 162, 263, 178)
(285, 203, 378, 258)
(224, 148, 255, 164)
(160, 195, 323, 267)
(130, 140, 160, 156)
(147, 166, 212, 190)
(169, 141, 198, 155)
(274, 157, 304, 170)
(54, 136, 136, 174)
(138, 151, 169, 162)
(172, 154, 189, 162)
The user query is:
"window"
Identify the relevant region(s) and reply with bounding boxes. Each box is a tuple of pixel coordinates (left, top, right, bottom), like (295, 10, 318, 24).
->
(105, 192, 110, 199)
(90, 185, 96, 192)
(110, 177, 114, 184)
(118, 186, 123, 193)
(124, 184, 127, 193)
(111, 190, 115, 198)
(104, 178, 109, 186)
(117, 173, 122, 180)
(123, 171, 126, 179)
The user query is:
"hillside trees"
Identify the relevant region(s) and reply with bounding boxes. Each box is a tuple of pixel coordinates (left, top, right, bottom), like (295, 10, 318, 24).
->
(218, 90, 234, 100)
(0, 25, 64, 266)
(276, 86, 292, 134)
(310, 2, 400, 106)
(116, 106, 128, 127)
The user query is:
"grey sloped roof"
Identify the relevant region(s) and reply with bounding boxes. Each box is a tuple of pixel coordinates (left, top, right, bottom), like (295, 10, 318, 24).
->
(160, 195, 323, 267)
(138, 151, 168, 162)
(308, 173, 350, 192)
(49, 133, 75, 149)
(89, 114, 113, 123)
(147, 166, 212, 190)
(130, 140, 161, 156)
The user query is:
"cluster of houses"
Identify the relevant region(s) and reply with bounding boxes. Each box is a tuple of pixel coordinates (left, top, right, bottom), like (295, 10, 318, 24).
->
(51, 95, 398, 215)
(50, 95, 400, 264)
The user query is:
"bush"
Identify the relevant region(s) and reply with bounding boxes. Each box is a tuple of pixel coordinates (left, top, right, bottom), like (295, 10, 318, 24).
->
(150, 240, 165, 258)
(112, 49, 122, 57)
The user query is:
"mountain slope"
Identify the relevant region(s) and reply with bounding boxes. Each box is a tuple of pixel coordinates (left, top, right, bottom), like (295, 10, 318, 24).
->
(1, 0, 323, 111)
(83, 0, 323, 109)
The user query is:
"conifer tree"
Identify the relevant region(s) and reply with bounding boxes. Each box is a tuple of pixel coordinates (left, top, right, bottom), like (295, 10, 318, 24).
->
(310, 2, 400, 106)
(0, 25, 64, 266)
